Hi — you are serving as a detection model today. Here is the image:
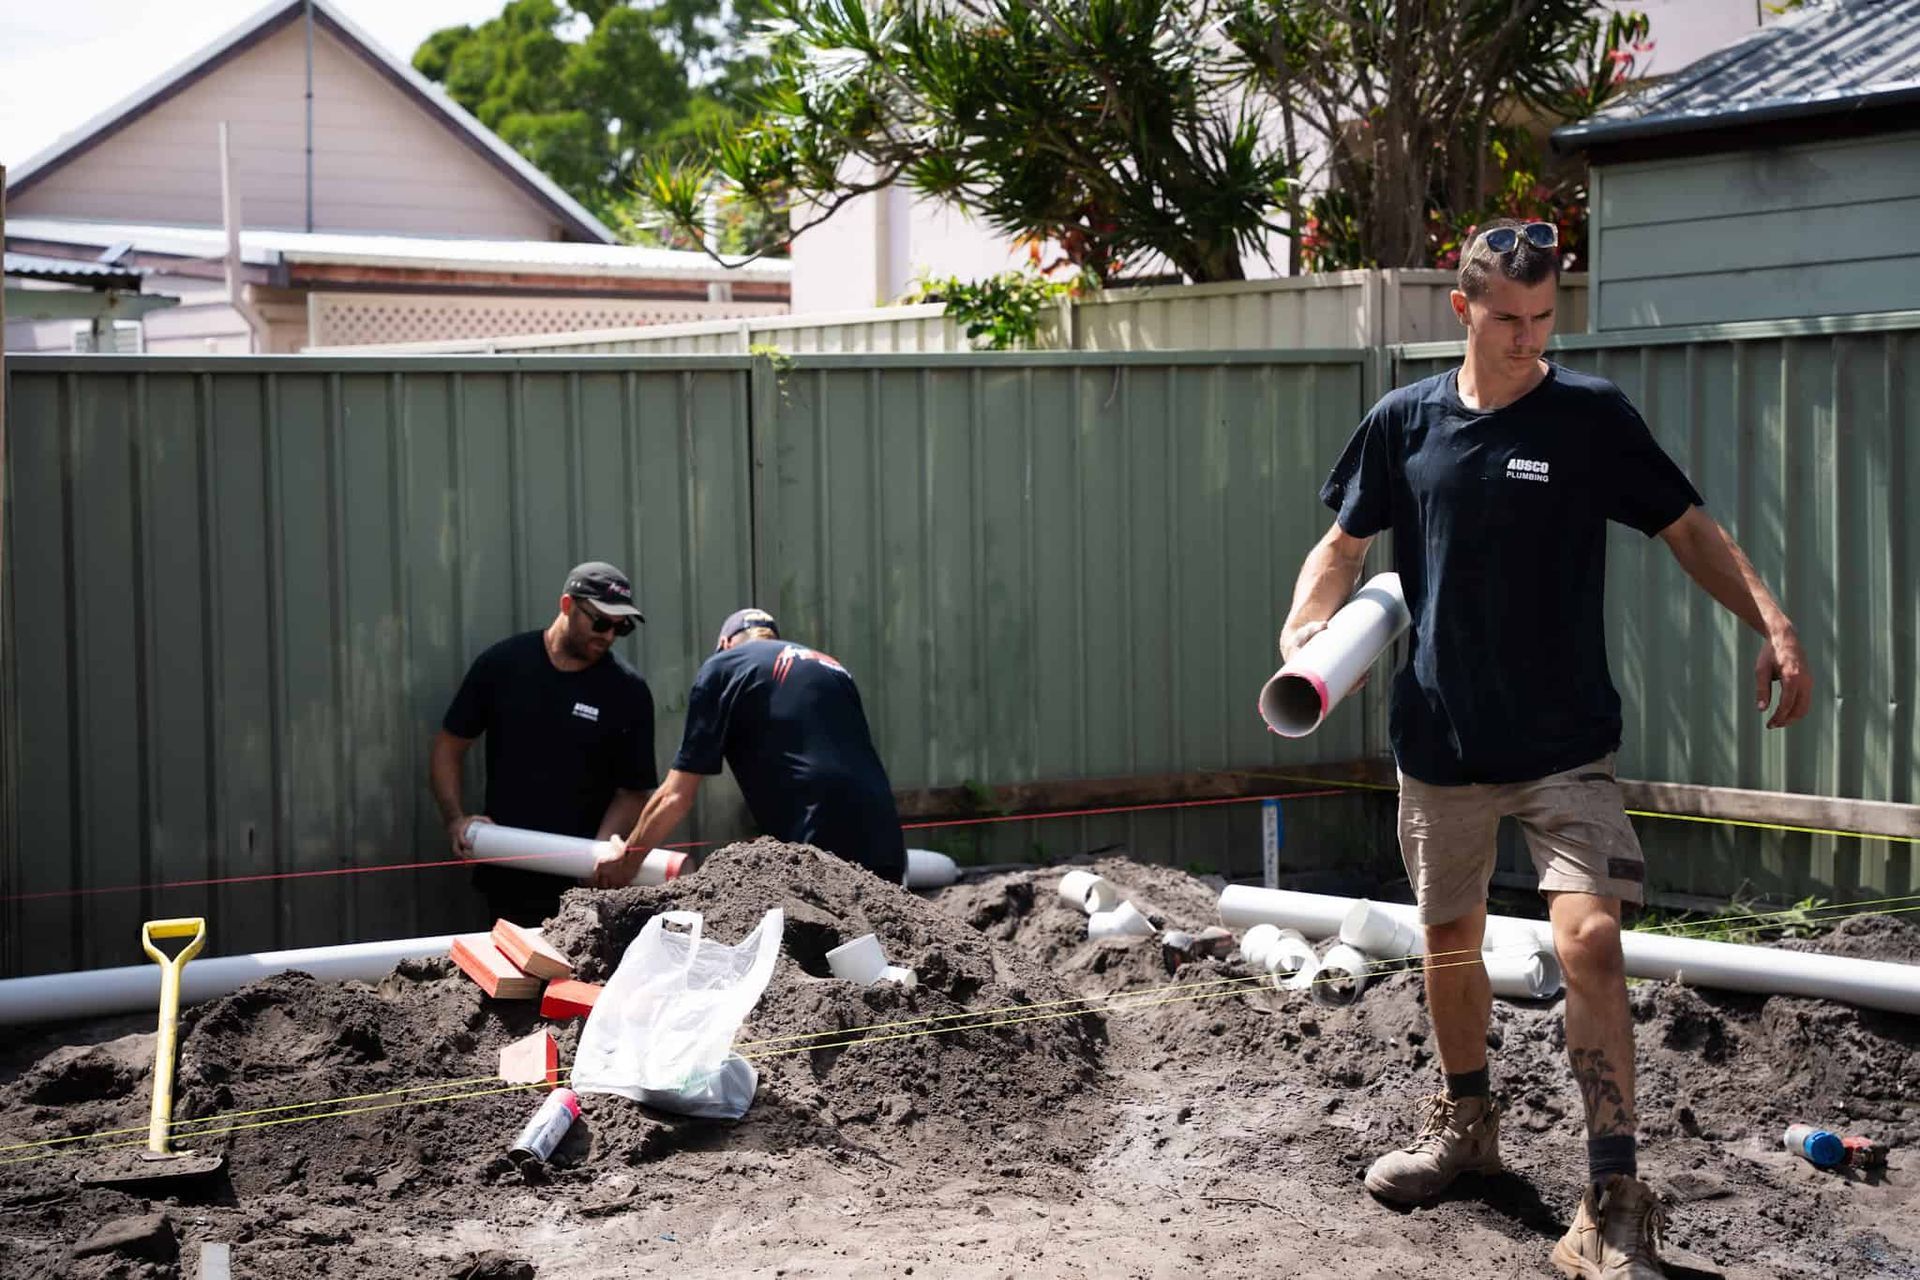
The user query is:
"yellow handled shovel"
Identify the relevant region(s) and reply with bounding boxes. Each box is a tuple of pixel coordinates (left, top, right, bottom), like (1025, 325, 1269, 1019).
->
(80, 917, 226, 1188)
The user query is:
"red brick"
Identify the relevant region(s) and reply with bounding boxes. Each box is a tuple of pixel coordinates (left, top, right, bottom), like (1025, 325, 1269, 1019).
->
(450, 934, 540, 1000)
(498, 1030, 560, 1089)
(490, 919, 574, 981)
(540, 979, 603, 1020)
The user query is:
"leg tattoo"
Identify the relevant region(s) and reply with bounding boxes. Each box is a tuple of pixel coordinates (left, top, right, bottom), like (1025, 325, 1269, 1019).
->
(1568, 1046, 1633, 1137)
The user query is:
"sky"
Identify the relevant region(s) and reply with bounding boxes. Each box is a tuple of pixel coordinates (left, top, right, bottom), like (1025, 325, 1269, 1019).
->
(0, 0, 504, 169)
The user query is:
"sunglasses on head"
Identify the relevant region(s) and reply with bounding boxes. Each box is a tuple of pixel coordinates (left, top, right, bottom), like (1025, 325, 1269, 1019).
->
(577, 600, 635, 637)
(1480, 222, 1558, 254)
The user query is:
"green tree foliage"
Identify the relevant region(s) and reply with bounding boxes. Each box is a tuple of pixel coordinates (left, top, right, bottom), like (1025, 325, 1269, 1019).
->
(642, 0, 1650, 278)
(413, 0, 770, 225)
(640, 0, 1295, 283)
(1230, 2, 1652, 270)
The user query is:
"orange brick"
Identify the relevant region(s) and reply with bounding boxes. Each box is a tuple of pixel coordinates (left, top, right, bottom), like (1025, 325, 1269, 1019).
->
(450, 934, 540, 1000)
(499, 1030, 560, 1090)
(491, 919, 574, 981)
(540, 979, 603, 1020)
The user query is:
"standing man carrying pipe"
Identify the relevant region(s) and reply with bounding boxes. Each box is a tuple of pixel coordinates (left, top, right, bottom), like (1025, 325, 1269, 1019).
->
(431, 562, 657, 926)
(1278, 218, 1812, 1279)
(592, 608, 908, 887)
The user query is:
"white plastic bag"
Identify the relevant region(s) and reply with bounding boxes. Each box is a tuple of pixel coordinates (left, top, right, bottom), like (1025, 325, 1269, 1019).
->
(572, 908, 783, 1119)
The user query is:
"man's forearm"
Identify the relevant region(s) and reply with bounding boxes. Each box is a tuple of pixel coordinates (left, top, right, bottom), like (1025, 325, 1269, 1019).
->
(1670, 516, 1792, 640)
(596, 788, 648, 841)
(429, 738, 468, 824)
(623, 785, 696, 854)
(1282, 533, 1368, 636)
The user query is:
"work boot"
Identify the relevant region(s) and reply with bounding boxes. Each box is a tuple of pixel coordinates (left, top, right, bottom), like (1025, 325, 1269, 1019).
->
(1363, 1092, 1502, 1204)
(1550, 1174, 1669, 1279)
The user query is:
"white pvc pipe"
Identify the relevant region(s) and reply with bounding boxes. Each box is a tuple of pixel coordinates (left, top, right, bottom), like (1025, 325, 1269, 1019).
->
(904, 849, 958, 889)
(1484, 946, 1563, 1000)
(1088, 900, 1157, 940)
(1259, 573, 1409, 737)
(0, 933, 469, 1027)
(1219, 885, 1351, 940)
(1218, 885, 1920, 1016)
(1339, 900, 1421, 959)
(1308, 943, 1372, 1007)
(468, 822, 683, 886)
(1058, 870, 1120, 915)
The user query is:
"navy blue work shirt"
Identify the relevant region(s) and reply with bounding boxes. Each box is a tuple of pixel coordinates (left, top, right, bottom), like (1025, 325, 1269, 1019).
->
(1320, 363, 1703, 785)
(672, 638, 906, 880)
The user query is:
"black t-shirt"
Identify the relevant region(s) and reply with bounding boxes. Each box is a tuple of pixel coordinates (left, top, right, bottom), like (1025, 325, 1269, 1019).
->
(1320, 362, 1702, 785)
(672, 638, 905, 880)
(443, 631, 658, 836)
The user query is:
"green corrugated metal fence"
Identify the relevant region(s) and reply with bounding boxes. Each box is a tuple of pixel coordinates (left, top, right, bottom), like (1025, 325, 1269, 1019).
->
(751, 351, 1389, 873)
(1394, 311, 1920, 906)
(5, 316, 1915, 975)
(2, 358, 756, 974)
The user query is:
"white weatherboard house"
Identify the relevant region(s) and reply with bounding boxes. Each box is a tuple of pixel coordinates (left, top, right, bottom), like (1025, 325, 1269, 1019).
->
(1555, 0, 1920, 331)
(3, 0, 788, 353)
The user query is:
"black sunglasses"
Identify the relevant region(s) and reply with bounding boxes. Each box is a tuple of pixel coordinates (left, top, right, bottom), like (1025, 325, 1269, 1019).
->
(1480, 222, 1557, 254)
(577, 600, 635, 637)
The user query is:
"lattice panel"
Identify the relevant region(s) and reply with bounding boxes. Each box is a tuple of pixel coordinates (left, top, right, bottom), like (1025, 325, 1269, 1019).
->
(308, 292, 786, 348)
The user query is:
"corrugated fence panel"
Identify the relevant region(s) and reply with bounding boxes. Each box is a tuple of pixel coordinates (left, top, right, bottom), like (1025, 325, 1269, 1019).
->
(752, 352, 1393, 881)
(2, 356, 756, 975)
(1392, 314, 1920, 905)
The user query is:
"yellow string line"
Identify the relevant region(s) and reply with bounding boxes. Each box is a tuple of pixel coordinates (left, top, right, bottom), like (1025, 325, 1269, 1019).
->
(6, 897, 1916, 1165)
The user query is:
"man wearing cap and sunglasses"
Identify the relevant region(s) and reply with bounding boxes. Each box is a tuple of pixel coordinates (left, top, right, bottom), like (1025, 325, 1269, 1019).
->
(1277, 217, 1812, 1278)
(590, 607, 908, 887)
(431, 561, 658, 925)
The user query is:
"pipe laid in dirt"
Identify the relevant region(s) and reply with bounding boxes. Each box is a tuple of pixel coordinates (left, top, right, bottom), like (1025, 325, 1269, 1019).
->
(1484, 946, 1564, 1000)
(1258, 573, 1409, 738)
(0, 933, 471, 1027)
(1217, 885, 1920, 1016)
(1308, 943, 1372, 1007)
(1339, 901, 1421, 960)
(904, 849, 959, 889)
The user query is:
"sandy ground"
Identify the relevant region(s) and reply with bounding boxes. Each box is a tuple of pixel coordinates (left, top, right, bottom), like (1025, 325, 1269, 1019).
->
(3, 842, 1917, 1279)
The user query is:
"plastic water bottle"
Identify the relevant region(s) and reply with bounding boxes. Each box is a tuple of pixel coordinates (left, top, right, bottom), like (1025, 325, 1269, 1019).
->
(510, 1088, 581, 1164)
(1783, 1123, 1845, 1168)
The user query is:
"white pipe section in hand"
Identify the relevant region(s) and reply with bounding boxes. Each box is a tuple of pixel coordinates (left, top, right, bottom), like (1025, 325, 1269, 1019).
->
(468, 822, 683, 886)
(1217, 884, 1920, 1016)
(1259, 573, 1409, 738)
(0, 933, 472, 1027)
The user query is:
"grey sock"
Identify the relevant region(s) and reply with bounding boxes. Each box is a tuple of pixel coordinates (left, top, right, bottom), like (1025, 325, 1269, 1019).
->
(1587, 1133, 1637, 1187)
(1445, 1066, 1490, 1100)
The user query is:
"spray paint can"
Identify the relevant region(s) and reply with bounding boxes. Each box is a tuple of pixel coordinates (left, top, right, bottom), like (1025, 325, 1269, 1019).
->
(510, 1087, 580, 1164)
(1783, 1124, 1845, 1169)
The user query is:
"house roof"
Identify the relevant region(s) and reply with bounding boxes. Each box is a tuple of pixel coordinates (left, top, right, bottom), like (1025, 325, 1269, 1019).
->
(4, 0, 619, 244)
(6, 218, 791, 284)
(1555, 0, 1920, 151)
(3, 252, 148, 290)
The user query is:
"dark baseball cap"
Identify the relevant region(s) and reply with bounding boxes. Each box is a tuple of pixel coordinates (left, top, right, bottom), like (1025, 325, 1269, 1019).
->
(563, 561, 644, 619)
(715, 607, 778, 651)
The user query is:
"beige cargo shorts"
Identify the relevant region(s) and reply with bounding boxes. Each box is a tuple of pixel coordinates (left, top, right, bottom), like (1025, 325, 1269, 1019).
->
(1396, 754, 1646, 926)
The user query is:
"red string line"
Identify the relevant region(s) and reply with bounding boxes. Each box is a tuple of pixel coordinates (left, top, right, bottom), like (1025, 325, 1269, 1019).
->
(1, 788, 1353, 904)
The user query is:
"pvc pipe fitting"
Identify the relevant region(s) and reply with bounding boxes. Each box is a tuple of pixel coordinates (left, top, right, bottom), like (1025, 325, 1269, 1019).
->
(826, 933, 889, 985)
(1483, 946, 1563, 1000)
(1088, 900, 1157, 941)
(636, 849, 688, 886)
(1239, 924, 1283, 966)
(1258, 573, 1409, 738)
(904, 849, 959, 889)
(879, 965, 918, 989)
(1307, 943, 1372, 1007)
(1339, 900, 1421, 960)
(1058, 870, 1120, 915)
